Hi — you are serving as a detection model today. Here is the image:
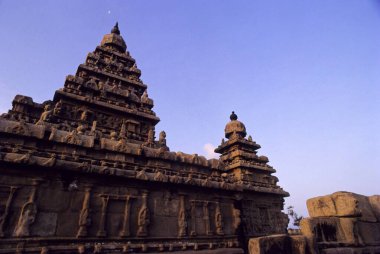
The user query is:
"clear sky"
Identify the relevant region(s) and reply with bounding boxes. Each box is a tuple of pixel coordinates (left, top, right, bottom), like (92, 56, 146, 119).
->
(0, 0, 379, 217)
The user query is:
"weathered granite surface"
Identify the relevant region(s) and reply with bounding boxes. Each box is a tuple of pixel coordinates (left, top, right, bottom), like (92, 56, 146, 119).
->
(301, 192, 380, 254)
(0, 23, 289, 254)
(248, 192, 380, 254)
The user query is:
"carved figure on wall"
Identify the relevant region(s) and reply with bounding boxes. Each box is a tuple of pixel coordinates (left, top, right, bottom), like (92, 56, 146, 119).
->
(137, 192, 150, 237)
(40, 247, 49, 254)
(232, 207, 241, 233)
(119, 120, 126, 139)
(115, 138, 127, 152)
(80, 110, 90, 122)
(36, 104, 53, 125)
(147, 128, 154, 145)
(89, 121, 97, 136)
(53, 100, 63, 116)
(0, 186, 18, 237)
(190, 201, 197, 236)
(85, 77, 98, 90)
(63, 129, 82, 145)
(76, 125, 85, 135)
(13, 182, 39, 238)
(9, 119, 30, 136)
(153, 170, 167, 182)
(215, 202, 224, 235)
(158, 131, 167, 147)
(77, 187, 92, 238)
(13, 202, 37, 237)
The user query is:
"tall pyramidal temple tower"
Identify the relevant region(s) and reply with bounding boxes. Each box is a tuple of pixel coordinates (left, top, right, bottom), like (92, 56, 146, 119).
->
(0, 24, 289, 253)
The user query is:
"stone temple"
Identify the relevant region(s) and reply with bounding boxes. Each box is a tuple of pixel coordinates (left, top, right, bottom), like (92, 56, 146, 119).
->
(0, 23, 290, 253)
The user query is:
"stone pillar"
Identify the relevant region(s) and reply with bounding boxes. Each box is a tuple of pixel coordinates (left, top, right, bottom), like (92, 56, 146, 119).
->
(178, 194, 187, 237)
(203, 201, 212, 235)
(76, 186, 92, 238)
(119, 195, 132, 237)
(0, 186, 18, 237)
(190, 200, 197, 236)
(96, 195, 109, 237)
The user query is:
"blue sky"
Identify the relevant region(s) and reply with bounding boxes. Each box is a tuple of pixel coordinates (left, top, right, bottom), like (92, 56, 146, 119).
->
(0, 0, 379, 217)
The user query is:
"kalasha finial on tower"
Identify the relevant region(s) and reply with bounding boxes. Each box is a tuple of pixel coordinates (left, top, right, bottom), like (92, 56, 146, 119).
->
(111, 22, 120, 35)
(224, 111, 246, 139)
(230, 111, 238, 121)
(100, 22, 126, 52)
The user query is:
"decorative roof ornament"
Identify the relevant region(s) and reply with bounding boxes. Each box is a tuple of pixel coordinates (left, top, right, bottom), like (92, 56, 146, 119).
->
(230, 111, 238, 121)
(100, 22, 127, 52)
(224, 111, 247, 139)
(111, 22, 120, 35)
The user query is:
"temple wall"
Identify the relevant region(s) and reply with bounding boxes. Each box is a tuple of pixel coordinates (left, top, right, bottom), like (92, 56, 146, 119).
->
(0, 163, 287, 253)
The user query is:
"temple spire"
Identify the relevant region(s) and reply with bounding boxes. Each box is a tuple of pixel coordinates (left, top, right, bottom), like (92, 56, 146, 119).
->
(100, 22, 126, 52)
(111, 22, 120, 35)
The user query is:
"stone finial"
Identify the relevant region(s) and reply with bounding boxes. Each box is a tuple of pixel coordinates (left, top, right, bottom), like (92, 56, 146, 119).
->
(224, 111, 247, 139)
(111, 22, 120, 35)
(230, 111, 238, 121)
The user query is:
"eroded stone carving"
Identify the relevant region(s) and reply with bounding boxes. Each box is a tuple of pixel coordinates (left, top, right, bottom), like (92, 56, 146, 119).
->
(178, 195, 187, 237)
(36, 104, 53, 125)
(96, 195, 109, 237)
(120, 196, 132, 237)
(232, 207, 241, 234)
(137, 191, 150, 237)
(0, 186, 18, 237)
(76, 186, 92, 238)
(215, 201, 224, 235)
(13, 182, 39, 237)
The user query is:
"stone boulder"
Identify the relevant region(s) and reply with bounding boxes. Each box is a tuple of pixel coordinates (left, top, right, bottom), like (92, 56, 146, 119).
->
(369, 195, 380, 221)
(248, 234, 311, 254)
(306, 192, 377, 222)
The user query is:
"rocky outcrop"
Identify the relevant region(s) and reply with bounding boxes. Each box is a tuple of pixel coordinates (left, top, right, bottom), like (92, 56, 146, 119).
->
(301, 192, 380, 254)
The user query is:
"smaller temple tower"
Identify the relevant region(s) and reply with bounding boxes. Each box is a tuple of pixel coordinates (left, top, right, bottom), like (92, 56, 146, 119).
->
(216, 111, 279, 188)
(216, 112, 289, 238)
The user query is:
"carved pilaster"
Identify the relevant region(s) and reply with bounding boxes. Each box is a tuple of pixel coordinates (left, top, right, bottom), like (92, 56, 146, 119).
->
(203, 201, 212, 235)
(119, 195, 132, 237)
(178, 195, 187, 237)
(0, 186, 18, 237)
(13, 180, 40, 237)
(76, 186, 92, 238)
(190, 200, 197, 236)
(96, 195, 109, 237)
(137, 191, 150, 237)
(215, 201, 224, 235)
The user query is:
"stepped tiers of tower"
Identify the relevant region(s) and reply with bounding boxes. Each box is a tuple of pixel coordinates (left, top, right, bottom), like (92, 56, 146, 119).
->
(0, 23, 288, 254)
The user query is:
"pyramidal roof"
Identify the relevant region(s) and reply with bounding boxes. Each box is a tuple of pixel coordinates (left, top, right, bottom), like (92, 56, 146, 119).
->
(0, 23, 288, 197)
